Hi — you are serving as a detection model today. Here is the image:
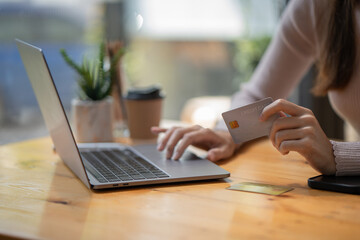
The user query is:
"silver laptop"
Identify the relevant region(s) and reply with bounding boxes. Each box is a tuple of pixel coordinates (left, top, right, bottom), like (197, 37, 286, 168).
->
(16, 39, 230, 190)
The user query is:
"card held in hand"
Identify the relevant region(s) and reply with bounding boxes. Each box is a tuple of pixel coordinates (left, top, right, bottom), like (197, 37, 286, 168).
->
(221, 97, 279, 144)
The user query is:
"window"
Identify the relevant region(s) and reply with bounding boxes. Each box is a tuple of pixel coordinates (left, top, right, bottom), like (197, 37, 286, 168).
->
(0, 0, 286, 144)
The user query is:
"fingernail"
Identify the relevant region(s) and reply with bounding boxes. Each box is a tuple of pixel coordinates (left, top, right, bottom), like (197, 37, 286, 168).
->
(158, 142, 166, 150)
(259, 114, 264, 121)
(173, 152, 180, 160)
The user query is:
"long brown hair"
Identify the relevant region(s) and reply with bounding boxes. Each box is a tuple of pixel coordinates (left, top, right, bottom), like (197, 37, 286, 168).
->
(313, 0, 357, 96)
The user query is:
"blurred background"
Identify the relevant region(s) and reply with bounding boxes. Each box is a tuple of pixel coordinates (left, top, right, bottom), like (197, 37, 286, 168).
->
(0, 0, 356, 145)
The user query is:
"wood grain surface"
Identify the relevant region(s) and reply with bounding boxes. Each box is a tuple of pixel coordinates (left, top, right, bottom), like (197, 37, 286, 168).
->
(0, 137, 359, 240)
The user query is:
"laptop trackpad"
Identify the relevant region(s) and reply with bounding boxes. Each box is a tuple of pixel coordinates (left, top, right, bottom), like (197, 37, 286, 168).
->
(132, 144, 226, 178)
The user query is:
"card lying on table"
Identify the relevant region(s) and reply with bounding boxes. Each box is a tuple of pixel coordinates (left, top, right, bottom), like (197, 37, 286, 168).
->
(221, 97, 279, 144)
(227, 182, 294, 196)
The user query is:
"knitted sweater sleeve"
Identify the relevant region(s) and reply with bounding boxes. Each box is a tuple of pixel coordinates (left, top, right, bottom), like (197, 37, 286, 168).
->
(330, 140, 360, 176)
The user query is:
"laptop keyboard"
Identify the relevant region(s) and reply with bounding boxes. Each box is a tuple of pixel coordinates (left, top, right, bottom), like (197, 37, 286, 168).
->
(80, 148, 169, 183)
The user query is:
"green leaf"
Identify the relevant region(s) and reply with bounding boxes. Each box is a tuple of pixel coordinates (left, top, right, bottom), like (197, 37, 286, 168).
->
(60, 42, 125, 101)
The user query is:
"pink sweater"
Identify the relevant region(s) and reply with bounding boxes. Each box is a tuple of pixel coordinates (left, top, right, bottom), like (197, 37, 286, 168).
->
(219, 0, 360, 176)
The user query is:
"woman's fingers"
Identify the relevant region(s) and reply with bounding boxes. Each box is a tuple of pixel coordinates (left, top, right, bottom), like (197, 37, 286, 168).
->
(207, 144, 233, 162)
(269, 116, 301, 144)
(261, 99, 335, 175)
(273, 127, 308, 152)
(268, 115, 316, 147)
(152, 124, 237, 162)
(156, 127, 179, 151)
(151, 126, 167, 134)
(165, 125, 201, 159)
(277, 139, 306, 155)
(260, 99, 312, 121)
(152, 125, 203, 159)
(151, 126, 169, 150)
(172, 129, 208, 160)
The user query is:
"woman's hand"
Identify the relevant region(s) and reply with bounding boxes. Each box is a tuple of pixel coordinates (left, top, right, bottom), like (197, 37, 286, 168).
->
(151, 125, 240, 162)
(260, 99, 336, 175)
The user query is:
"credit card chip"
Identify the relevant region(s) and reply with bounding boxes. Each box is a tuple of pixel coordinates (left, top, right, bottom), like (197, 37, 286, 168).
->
(229, 120, 239, 129)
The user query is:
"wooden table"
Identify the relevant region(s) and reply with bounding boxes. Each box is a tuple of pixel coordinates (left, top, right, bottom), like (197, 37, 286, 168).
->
(0, 137, 359, 240)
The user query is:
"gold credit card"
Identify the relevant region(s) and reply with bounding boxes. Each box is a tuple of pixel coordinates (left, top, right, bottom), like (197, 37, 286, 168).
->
(227, 182, 294, 196)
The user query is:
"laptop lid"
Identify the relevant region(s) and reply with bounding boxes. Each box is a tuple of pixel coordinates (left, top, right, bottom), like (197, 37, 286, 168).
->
(16, 39, 91, 189)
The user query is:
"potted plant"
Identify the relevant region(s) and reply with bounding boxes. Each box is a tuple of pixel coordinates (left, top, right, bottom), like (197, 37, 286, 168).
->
(60, 42, 124, 142)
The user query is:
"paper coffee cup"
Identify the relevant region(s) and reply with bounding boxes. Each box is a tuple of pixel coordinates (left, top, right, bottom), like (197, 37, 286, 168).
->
(125, 86, 164, 139)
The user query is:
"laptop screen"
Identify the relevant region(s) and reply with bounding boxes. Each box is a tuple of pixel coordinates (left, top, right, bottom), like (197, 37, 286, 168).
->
(16, 39, 91, 188)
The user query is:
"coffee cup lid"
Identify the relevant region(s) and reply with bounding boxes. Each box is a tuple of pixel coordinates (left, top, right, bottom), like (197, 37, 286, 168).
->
(125, 86, 164, 100)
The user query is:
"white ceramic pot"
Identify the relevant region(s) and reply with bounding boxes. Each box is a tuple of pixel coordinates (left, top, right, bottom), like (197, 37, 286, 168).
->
(71, 97, 113, 143)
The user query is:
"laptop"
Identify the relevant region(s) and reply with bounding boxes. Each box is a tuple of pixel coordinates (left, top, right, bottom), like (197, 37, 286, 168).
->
(16, 39, 230, 190)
